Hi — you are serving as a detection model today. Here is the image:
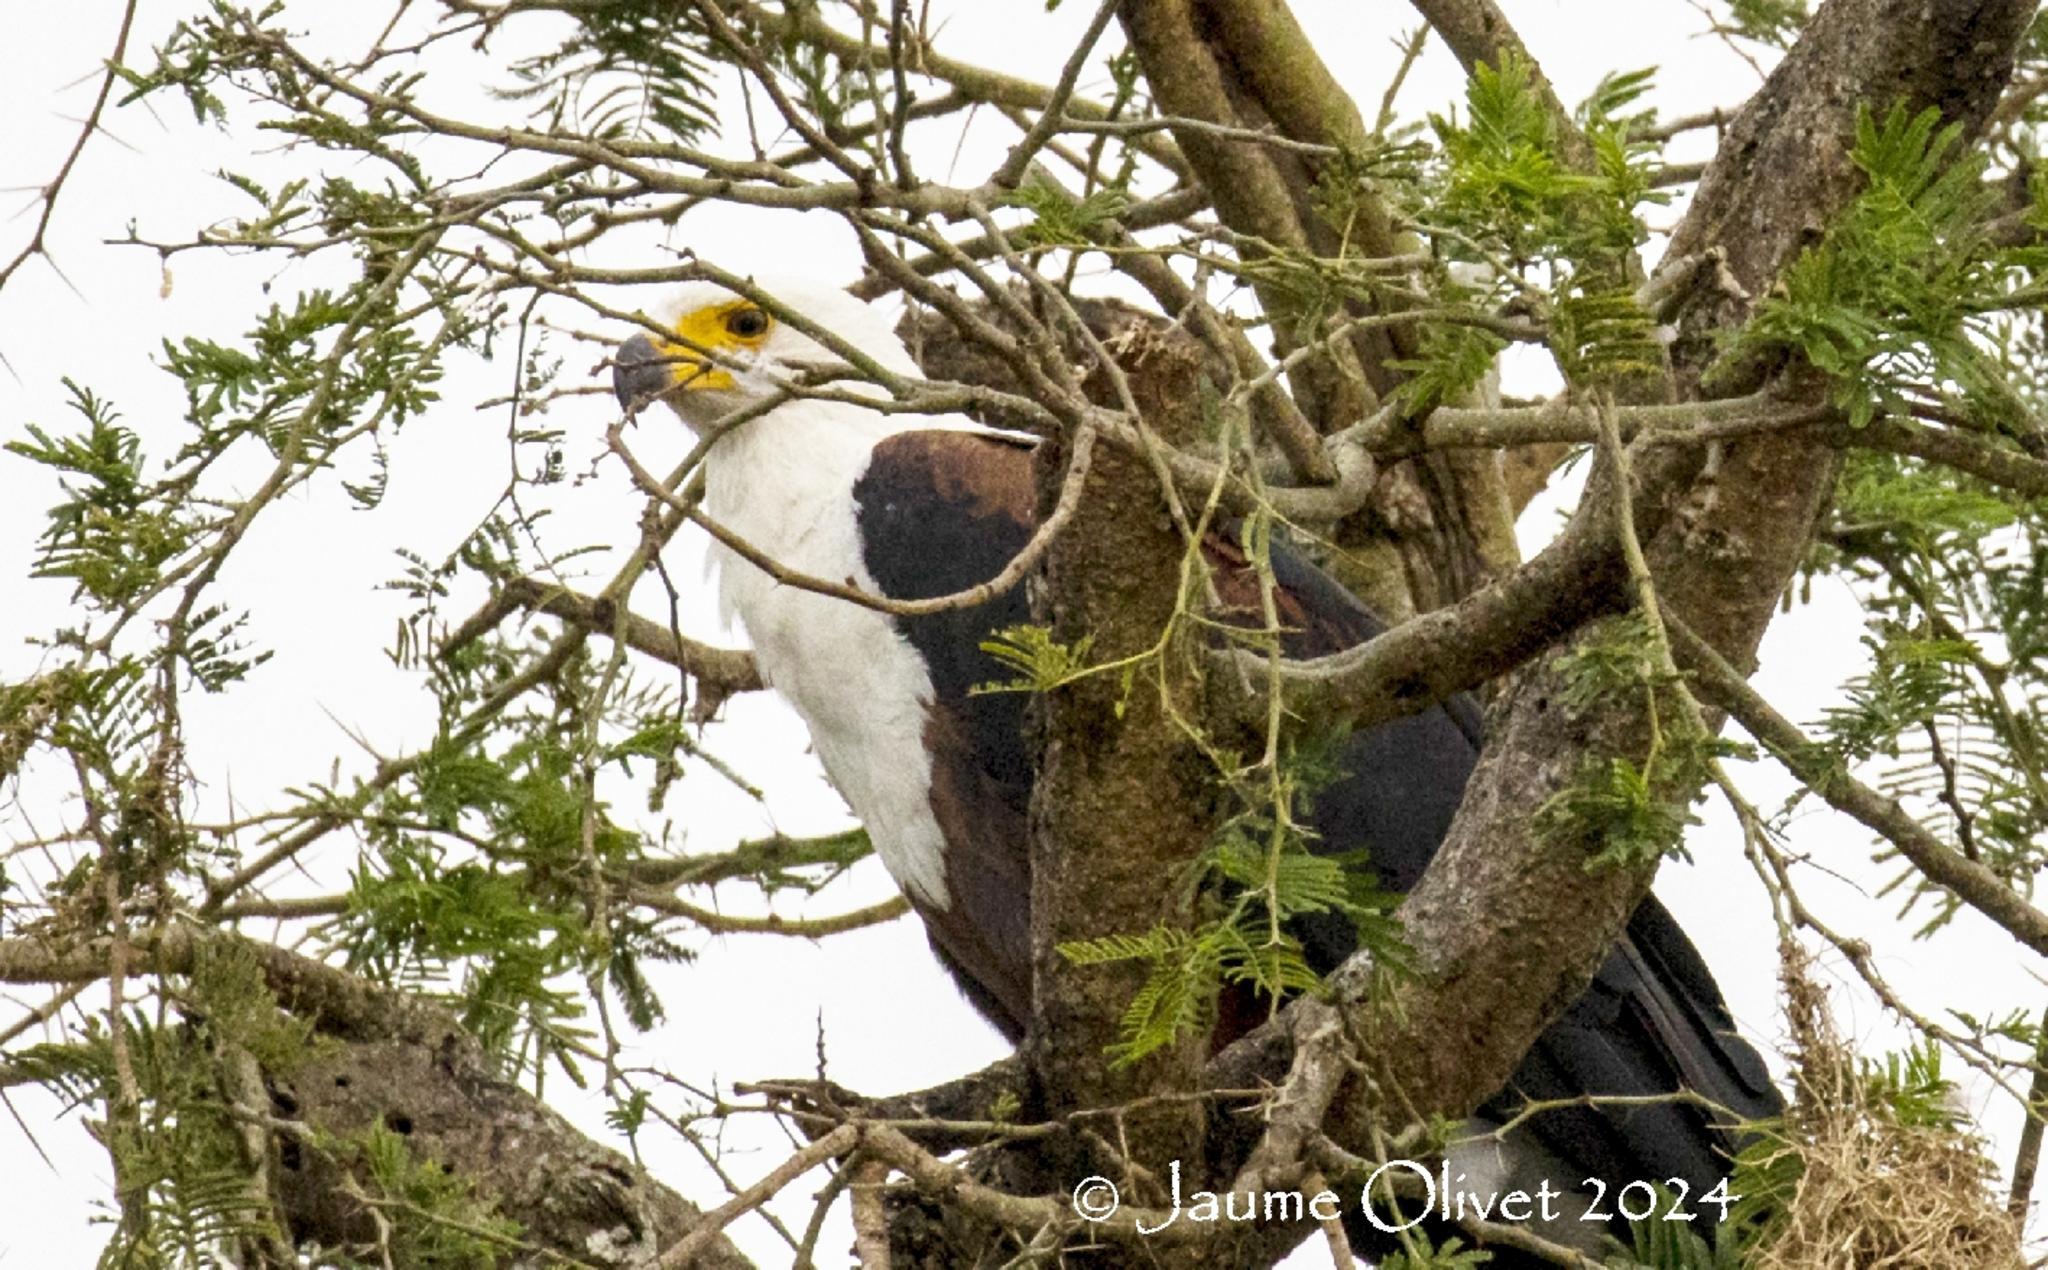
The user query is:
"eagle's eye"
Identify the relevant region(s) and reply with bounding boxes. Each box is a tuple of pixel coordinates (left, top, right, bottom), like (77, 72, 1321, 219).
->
(724, 307, 771, 339)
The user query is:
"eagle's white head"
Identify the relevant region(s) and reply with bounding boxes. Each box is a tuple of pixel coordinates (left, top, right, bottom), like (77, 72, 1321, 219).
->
(611, 276, 919, 431)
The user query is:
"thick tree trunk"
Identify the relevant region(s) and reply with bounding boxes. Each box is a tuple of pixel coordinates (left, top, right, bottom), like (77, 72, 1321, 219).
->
(1316, 0, 2034, 1153)
(230, 937, 750, 1267)
(1026, 316, 1218, 1155)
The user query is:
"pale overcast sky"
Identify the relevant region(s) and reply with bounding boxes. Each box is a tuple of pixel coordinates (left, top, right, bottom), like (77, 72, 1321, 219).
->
(1, 2, 2038, 1265)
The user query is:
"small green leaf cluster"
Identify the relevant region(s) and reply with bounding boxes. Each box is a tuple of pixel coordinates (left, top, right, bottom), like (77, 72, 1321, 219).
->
(1057, 735, 1408, 1067)
(108, 0, 278, 125)
(10, 386, 196, 608)
(1610, 1196, 1745, 1270)
(12, 947, 321, 1266)
(337, 671, 696, 1065)
(349, 1119, 524, 1267)
(976, 624, 1097, 694)
(1859, 1040, 1964, 1128)
(1393, 312, 1509, 416)
(1535, 615, 1750, 870)
(1737, 105, 2012, 427)
(1818, 629, 1972, 766)
(1549, 286, 1670, 391)
(1377, 1232, 1497, 1268)
(1721, 0, 1811, 50)
(1813, 448, 2048, 929)
(1432, 54, 1606, 261)
(1536, 751, 1706, 872)
(165, 283, 445, 471)
(1429, 56, 1666, 266)
(496, 0, 719, 141)
(1000, 184, 1136, 250)
(1403, 55, 1668, 402)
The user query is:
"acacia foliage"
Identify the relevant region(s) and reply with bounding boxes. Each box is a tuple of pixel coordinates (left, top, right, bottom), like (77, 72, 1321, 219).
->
(4, 1, 2048, 1266)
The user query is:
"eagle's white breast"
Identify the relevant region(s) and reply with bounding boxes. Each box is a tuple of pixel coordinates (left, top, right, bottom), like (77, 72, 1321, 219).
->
(699, 399, 959, 910)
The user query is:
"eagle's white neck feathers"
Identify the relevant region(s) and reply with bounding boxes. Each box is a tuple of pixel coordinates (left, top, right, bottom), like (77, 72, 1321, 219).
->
(645, 278, 980, 911)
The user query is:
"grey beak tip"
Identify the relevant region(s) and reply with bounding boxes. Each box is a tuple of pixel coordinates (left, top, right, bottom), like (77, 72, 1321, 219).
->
(613, 333, 668, 411)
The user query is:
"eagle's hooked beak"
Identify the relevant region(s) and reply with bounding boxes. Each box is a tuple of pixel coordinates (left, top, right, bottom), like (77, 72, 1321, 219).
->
(613, 333, 672, 413)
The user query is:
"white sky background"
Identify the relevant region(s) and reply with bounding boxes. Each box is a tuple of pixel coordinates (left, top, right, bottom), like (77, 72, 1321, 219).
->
(0, 1, 2041, 1265)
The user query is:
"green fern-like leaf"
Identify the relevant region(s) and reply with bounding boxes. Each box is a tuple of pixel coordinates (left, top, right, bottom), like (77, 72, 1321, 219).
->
(1001, 183, 1135, 249)
(1552, 287, 1666, 386)
(1536, 754, 1703, 869)
(975, 625, 1095, 694)
(1394, 319, 1508, 413)
(1378, 1232, 1497, 1268)
(1736, 104, 1998, 425)
(1057, 926, 1191, 967)
(1618, 1184, 1744, 1268)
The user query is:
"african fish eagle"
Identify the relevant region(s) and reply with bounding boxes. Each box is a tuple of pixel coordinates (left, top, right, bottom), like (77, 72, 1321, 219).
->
(611, 277, 1781, 1261)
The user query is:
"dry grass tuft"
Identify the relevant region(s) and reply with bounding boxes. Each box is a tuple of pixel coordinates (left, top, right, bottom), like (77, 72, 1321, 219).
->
(1740, 943, 2023, 1270)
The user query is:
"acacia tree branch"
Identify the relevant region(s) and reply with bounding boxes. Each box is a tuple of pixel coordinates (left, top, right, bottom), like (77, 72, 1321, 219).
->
(880, 150, 1342, 497)
(1128, 0, 1598, 621)
(1224, 1001, 1350, 1204)
(1858, 416, 2048, 498)
(195, 431, 726, 917)
(1639, 105, 1742, 142)
(1258, 459, 1635, 728)
(0, 0, 140, 294)
(1119, 0, 1379, 443)
(213, 838, 900, 934)
(633, 890, 910, 936)
(489, 366, 2018, 756)
(655, 1123, 859, 1269)
(991, 0, 1123, 189)
(1289, 0, 2038, 1175)
(233, 16, 1009, 218)
(727, 0, 1192, 178)
(848, 182, 1210, 299)
(449, 574, 765, 697)
(1, 925, 759, 1264)
(1667, 615, 2048, 956)
(1405, 0, 1596, 170)
(626, 828, 875, 888)
(1733, 787, 2038, 1104)
(2009, 1005, 2048, 1218)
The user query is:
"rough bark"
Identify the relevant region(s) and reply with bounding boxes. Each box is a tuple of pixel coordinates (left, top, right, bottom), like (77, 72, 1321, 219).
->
(272, 1034, 737, 1268)
(181, 934, 750, 1268)
(1031, 308, 1221, 1154)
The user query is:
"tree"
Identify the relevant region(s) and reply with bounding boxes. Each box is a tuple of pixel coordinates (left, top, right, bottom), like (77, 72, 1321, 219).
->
(4, 0, 2048, 1265)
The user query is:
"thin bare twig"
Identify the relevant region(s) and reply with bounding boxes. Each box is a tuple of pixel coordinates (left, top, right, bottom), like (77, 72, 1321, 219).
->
(992, 0, 1122, 189)
(2010, 1005, 2048, 1219)
(0, 0, 141, 294)
(606, 416, 1096, 621)
(656, 1124, 858, 1268)
(1669, 615, 2048, 957)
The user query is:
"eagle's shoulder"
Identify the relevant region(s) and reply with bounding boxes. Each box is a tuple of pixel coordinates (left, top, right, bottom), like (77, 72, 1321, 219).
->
(852, 429, 1036, 609)
(855, 429, 1035, 539)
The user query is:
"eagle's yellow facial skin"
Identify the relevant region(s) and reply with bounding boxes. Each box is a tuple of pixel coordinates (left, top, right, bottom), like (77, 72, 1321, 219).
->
(662, 301, 775, 392)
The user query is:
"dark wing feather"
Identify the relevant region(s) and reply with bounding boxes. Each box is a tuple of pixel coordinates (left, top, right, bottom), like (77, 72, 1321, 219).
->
(853, 430, 1037, 1036)
(851, 430, 1779, 1250)
(1216, 519, 1783, 1224)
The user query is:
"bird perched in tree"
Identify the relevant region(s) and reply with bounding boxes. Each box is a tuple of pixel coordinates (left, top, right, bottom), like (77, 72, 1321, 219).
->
(612, 276, 1781, 1262)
